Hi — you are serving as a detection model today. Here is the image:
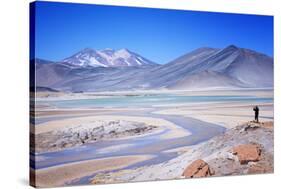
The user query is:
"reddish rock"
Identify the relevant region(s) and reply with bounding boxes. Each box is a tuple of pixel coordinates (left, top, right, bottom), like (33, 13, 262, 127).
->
(232, 144, 261, 164)
(247, 160, 273, 174)
(261, 122, 273, 129)
(248, 164, 267, 174)
(182, 159, 214, 178)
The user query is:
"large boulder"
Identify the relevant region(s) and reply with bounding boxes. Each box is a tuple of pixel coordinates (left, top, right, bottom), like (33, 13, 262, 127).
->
(232, 144, 261, 164)
(182, 159, 214, 178)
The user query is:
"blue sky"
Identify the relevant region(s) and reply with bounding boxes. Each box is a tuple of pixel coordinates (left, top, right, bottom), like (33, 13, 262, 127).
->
(33, 1, 273, 64)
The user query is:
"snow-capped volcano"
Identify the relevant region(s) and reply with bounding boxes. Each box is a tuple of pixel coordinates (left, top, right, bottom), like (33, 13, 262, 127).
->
(36, 45, 273, 92)
(62, 48, 156, 67)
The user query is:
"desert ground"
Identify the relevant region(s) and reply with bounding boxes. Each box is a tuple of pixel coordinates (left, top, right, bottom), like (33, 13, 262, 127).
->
(30, 88, 274, 187)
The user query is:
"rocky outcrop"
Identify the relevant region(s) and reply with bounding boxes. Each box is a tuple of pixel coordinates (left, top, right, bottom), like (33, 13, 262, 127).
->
(36, 120, 158, 153)
(232, 144, 261, 164)
(182, 159, 214, 178)
(90, 122, 273, 184)
(243, 122, 261, 131)
(242, 121, 274, 132)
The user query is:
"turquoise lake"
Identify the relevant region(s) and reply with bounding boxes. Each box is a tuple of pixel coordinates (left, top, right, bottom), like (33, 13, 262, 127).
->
(44, 94, 273, 108)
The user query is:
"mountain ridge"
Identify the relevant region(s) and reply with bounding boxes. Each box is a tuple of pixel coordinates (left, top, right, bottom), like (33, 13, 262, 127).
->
(34, 45, 273, 92)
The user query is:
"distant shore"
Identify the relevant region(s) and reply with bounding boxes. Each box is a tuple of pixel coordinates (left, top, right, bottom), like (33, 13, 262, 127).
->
(35, 87, 273, 101)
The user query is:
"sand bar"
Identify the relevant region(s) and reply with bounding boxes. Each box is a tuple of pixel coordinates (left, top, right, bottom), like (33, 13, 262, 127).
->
(35, 155, 154, 187)
(154, 102, 273, 129)
(36, 115, 191, 139)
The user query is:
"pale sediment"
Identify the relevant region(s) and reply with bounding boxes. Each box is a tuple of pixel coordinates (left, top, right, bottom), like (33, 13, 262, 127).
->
(153, 102, 273, 129)
(35, 155, 154, 187)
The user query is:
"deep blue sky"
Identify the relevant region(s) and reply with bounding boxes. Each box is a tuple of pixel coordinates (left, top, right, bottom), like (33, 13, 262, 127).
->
(33, 1, 273, 64)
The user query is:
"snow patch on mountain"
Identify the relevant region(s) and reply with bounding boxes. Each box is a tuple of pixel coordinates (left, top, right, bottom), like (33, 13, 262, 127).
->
(62, 48, 156, 67)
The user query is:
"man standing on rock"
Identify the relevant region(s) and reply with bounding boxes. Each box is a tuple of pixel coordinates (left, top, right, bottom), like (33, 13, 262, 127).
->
(253, 106, 259, 123)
